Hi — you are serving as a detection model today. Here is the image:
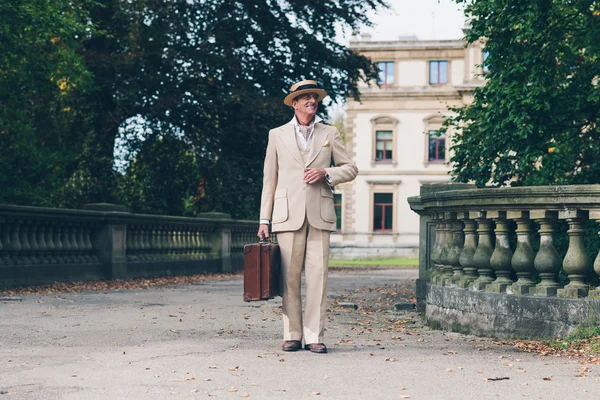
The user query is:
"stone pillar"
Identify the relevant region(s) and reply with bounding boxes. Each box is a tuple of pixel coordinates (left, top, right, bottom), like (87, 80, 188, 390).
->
(530, 210, 561, 297)
(82, 203, 130, 279)
(457, 213, 478, 289)
(487, 211, 514, 293)
(439, 214, 455, 286)
(470, 211, 495, 291)
(429, 213, 444, 284)
(557, 210, 590, 298)
(447, 216, 465, 286)
(507, 211, 536, 295)
(201, 212, 234, 273)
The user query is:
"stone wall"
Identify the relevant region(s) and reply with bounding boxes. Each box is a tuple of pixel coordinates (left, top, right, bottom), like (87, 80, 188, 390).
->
(0, 204, 257, 288)
(409, 183, 600, 338)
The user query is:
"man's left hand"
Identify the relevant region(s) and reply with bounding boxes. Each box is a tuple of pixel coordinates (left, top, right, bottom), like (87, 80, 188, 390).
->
(304, 168, 326, 184)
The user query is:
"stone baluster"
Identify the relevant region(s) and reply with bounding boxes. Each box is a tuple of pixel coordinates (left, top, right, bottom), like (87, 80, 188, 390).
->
(590, 211, 600, 298)
(507, 211, 536, 295)
(192, 229, 200, 260)
(470, 211, 495, 291)
(557, 210, 590, 298)
(149, 227, 158, 261)
(7, 222, 21, 264)
(68, 223, 83, 263)
(446, 215, 465, 286)
(28, 222, 40, 264)
(530, 210, 562, 297)
(36, 223, 48, 264)
(19, 220, 33, 264)
(160, 227, 169, 260)
(134, 226, 143, 261)
(141, 226, 150, 261)
(183, 229, 191, 259)
(84, 224, 97, 263)
(167, 227, 175, 259)
(75, 224, 88, 263)
(53, 224, 64, 264)
(44, 222, 57, 264)
(457, 213, 478, 289)
(61, 223, 74, 263)
(429, 213, 443, 283)
(176, 229, 184, 259)
(487, 211, 514, 293)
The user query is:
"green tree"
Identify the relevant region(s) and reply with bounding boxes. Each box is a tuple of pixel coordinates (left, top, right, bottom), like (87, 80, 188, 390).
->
(77, 0, 388, 218)
(447, 0, 600, 187)
(0, 1, 95, 206)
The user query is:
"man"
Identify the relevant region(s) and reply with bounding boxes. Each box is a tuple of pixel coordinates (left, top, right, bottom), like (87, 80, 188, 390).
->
(257, 79, 358, 354)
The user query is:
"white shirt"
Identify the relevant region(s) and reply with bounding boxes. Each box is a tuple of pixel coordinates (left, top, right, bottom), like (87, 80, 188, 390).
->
(291, 115, 323, 151)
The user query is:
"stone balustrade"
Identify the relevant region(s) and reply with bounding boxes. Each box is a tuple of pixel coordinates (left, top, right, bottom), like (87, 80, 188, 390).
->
(409, 183, 600, 338)
(0, 204, 258, 288)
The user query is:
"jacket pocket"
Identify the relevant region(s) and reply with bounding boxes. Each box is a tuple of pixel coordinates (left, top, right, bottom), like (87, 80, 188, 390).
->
(272, 188, 288, 223)
(320, 186, 336, 223)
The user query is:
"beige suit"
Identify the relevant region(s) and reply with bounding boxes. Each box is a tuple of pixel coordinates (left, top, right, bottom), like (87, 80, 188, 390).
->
(259, 120, 358, 344)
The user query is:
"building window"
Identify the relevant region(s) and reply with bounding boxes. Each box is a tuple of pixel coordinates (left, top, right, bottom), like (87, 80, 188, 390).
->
(482, 51, 490, 74)
(428, 130, 446, 162)
(334, 194, 342, 231)
(375, 130, 393, 162)
(429, 61, 448, 85)
(377, 62, 394, 85)
(373, 193, 393, 232)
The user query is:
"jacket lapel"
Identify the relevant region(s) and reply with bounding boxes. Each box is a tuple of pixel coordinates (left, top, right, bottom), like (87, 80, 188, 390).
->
(280, 123, 305, 167)
(306, 123, 328, 167)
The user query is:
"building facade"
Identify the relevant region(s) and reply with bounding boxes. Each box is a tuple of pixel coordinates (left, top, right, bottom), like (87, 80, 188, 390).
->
(330, 33, 485, 259)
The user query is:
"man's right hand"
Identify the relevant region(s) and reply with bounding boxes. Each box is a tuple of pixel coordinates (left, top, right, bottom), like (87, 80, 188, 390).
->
(257, 224, 270, 240)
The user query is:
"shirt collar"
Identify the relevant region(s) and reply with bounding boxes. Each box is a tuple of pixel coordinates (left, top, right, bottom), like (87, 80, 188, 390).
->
(290, 114, 322, 128)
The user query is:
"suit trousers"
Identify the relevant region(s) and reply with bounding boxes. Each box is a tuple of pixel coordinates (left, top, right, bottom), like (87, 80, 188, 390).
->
(276, 218, 331, 344)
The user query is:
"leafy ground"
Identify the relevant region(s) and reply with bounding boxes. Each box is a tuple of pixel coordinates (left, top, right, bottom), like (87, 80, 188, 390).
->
(1, 269, 599, 364)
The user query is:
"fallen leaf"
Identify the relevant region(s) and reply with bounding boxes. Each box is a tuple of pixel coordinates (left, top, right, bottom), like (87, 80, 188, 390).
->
(228, 366, 239, 371)
(228, 387, 238, 392)
(445, 368, 453, 372)
(543, 376, 552, 381)
(399, 396, 411, 399)
(311, 392, 321, 395)
(208, 366, 217, 369)
(241, 394, 250, 398)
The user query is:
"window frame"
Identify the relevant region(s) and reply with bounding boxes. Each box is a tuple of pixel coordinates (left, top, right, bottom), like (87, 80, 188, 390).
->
(423, 115, 447, 164)
(376, 61, 395, 86)
(367, 182, 399, 234)
(427, 129, 446, 163)
(373, 193, 394, 232)
(370, 116, 399, 165)
(428, 60, 449, 85)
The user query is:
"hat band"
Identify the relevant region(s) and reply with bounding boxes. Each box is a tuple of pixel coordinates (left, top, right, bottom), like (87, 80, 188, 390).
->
(291, 83, 320, 93)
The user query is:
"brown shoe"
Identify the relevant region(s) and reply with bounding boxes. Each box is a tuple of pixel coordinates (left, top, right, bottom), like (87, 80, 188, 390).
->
(304, 343, 328, 353)
(282, 340, 302, 352)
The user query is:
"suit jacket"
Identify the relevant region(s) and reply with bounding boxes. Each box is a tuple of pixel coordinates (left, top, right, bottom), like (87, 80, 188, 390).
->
(259, 120, 358, 232)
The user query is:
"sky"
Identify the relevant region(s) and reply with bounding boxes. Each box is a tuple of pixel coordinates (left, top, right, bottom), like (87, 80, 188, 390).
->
(345, 0, 466, 43)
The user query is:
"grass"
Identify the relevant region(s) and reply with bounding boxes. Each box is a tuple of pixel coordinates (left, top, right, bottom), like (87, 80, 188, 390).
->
(544, 317, 600, 355)
(328, 257, 418, 267)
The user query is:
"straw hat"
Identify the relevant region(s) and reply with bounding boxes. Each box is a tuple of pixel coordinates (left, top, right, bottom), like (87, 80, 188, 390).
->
(283, 80, 328, 106)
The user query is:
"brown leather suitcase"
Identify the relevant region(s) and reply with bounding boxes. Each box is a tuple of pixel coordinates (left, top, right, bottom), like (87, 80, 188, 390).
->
(243, 241, 281, 301)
